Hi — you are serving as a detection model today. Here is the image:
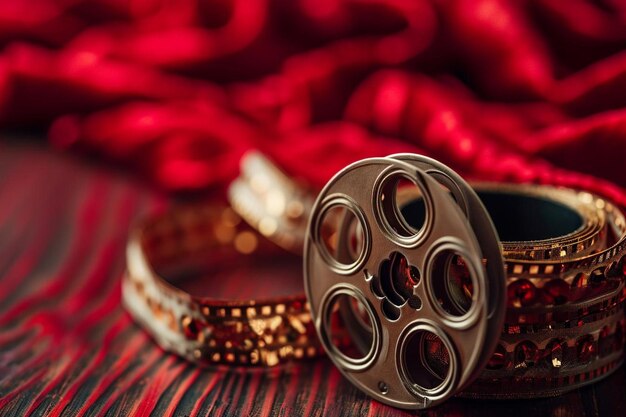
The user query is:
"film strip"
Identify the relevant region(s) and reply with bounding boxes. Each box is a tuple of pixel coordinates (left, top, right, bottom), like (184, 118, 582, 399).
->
(123, 206, 320, 367)
(123, 151, 626, 410)
(228, 152, 315, 255)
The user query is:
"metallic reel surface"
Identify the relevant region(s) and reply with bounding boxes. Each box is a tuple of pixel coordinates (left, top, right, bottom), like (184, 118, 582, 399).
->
(388, 153, 507, 378)
(303, 157, 506, 409)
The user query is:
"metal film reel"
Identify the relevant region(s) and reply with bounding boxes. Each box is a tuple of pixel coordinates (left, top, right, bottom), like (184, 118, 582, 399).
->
(303, 157, 506, 409)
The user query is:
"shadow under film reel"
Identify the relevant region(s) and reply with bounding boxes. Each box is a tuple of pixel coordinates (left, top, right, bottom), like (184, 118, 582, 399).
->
(303, 156, 506, 409)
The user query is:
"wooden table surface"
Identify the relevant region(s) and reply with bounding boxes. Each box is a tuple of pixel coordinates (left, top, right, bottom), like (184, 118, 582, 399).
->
(0, 141, 625, 417)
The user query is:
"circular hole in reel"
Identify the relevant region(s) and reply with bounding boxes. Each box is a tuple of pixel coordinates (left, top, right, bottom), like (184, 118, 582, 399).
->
(378, 172, 428, 241)
(317, 201, 367, 272)
(401, 328, 454, 393)
(397, 174, 467, 231)
(346, 293, 374, 335)
(345, 217, 365, 261)
(322, 289, 377, 365)
(430, 250, 476, 317)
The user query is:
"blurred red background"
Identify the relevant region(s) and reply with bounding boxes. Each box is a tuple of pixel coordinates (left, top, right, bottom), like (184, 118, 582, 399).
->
(2, 0, 626, 201)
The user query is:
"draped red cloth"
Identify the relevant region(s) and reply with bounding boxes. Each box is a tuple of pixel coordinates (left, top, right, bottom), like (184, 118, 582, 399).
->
(2, 0, 626, 203)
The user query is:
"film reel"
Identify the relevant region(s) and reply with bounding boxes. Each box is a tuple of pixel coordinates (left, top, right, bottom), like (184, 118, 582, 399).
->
(303, 157, 506, 409)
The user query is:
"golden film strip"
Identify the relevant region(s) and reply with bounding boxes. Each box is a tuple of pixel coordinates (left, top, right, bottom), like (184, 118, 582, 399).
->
(123, 202, 625, 379)
(228, 152, 315, 255)
(123, 206, 320, 367)
(466, 314, 626, 399)
(123, 152, 626, 410)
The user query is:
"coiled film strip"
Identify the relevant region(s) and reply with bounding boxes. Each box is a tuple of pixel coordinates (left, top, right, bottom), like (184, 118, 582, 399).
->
(123, 206, 321, 367)
(123, 152, 626, 410)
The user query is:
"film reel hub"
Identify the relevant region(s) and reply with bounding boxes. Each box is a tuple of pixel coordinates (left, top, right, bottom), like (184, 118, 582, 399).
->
(303, 156, 506, 409)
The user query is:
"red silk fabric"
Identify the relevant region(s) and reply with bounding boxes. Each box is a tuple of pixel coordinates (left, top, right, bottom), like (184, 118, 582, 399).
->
(2, 0, 626, 204)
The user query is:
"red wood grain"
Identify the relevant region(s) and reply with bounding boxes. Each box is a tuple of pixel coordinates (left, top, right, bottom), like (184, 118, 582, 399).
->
(0, 141, 625, 417)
